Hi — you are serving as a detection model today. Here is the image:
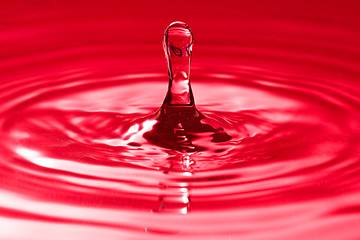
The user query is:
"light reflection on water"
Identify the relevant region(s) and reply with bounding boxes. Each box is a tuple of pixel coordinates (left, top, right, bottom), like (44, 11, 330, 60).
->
(1, 1, 360, 240)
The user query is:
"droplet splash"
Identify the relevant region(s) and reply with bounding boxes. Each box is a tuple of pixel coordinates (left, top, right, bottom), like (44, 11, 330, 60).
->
(144, 21, 232, 152)
(163, 21, 194, 105)
(1, 2, 360, 239)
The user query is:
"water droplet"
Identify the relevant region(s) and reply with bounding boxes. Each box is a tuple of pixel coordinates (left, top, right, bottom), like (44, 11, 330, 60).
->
(163, 21, 194, 105)
(143, 21, 232, 152)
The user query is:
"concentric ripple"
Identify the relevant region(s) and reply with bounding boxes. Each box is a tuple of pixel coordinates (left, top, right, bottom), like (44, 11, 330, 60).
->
(1, 1, 360, 240)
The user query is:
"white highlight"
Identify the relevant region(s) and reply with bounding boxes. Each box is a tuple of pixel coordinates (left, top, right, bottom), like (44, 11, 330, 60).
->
(15, 148, 56, 168)
(93, 120, 157, 147)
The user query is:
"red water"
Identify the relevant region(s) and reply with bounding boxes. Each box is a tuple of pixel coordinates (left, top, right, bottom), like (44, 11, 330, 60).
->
(1, 1, 360, 240)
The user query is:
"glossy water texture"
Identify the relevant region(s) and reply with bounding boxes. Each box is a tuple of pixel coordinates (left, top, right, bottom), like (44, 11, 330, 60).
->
(1, 1, 360, 240)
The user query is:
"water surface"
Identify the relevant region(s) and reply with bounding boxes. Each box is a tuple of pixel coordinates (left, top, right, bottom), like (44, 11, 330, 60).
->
(1, 1, 360, 239)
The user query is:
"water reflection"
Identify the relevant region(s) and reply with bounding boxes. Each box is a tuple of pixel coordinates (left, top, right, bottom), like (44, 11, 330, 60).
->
(1, 2, 360, 239)
(156, 154, 194, 214)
